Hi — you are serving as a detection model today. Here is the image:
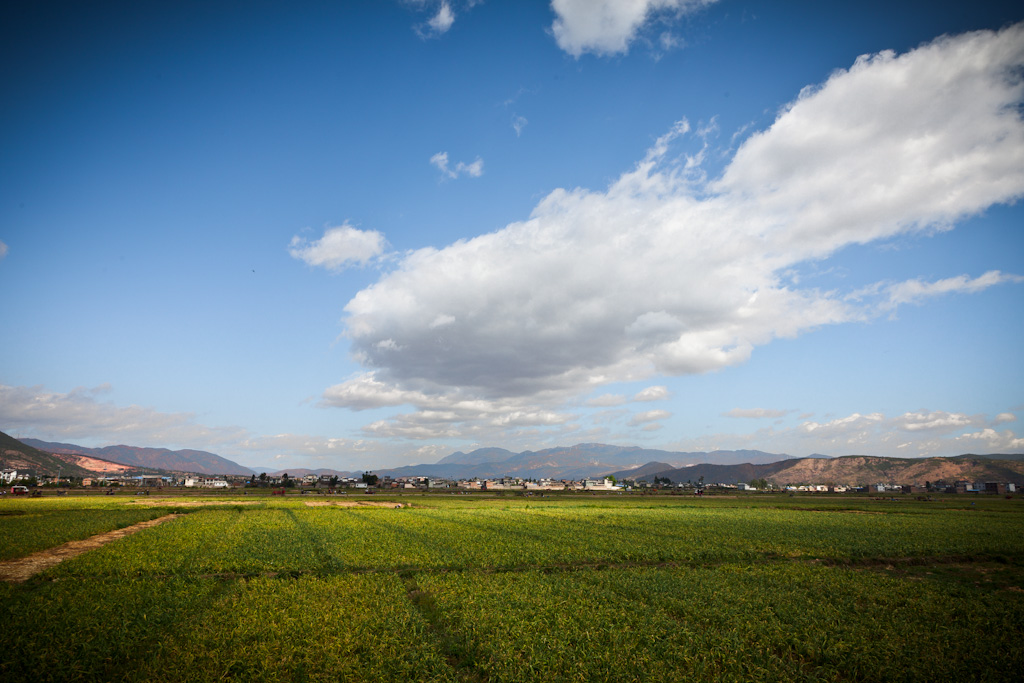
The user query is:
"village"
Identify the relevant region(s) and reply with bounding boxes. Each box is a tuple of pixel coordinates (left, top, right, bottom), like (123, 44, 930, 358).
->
(1, 467, 1017, 496)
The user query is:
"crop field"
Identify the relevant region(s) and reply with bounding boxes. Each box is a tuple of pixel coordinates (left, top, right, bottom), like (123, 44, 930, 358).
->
(1, 493, 1022, 682)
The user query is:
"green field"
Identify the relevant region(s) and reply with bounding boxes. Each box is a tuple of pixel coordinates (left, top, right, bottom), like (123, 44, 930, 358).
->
(1, 493, 1022, 682)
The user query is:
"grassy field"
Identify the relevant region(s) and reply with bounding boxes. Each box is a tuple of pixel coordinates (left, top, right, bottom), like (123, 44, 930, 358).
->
(1, 493, 1022, 681)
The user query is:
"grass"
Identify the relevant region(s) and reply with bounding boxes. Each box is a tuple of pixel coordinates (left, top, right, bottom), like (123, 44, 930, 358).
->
(0, 494, 1021, 681)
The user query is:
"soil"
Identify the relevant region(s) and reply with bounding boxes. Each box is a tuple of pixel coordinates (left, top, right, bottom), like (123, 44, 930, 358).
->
(129, 500, 262, 507)
(0, 514, 180, 583)
(304, 501, 405, 508)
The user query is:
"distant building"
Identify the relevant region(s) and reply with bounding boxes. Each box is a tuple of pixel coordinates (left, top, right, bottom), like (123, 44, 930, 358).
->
(583, 478, 622, 491)
(184, 477, 229, 488)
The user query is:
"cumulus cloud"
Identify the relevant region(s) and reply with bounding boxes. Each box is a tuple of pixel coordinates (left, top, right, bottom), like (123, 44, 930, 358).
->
(320, 372, 578, 441)
(633, 385, 670, 402)
(954, 428, 1024, 451)
(289, 223, 386, 271)
(334, 24, 1024, 446)
(894, 411, 979, 433)
(430, 152, 484, 179)
(0, 240, 7, 259)
(550, 0, 717, 57)
(725, 408, 791, 419)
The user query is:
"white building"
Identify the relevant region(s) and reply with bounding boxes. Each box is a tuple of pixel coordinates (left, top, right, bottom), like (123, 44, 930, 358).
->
(184, 477, 229, 488)
(583, 478, 622, 491)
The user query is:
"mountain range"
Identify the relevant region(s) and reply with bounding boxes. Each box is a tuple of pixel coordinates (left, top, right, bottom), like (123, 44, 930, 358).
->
(5, 430, 1023, 485)
(16, 437, 254, 476)
(372, 443, 801, 480)
(609, 453, 1024, 486)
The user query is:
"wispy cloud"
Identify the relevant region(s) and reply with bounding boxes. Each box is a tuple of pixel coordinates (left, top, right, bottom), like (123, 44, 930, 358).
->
(725, 408, 791, 419)
(512, 115, 528, 136)
(666, 409, 1023, 458)
(629, 409, 672, 426)
(877, 271, 1024, 311)
(410, 1, 479, 39)
(0, 383, 247, 449)
(0, 239, 8, 259)
(430, 151, 484, 179)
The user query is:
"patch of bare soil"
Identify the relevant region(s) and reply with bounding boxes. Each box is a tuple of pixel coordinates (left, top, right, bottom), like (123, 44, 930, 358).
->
(129, 500, 262, 507)
(0, 514, 180, 583)
(797, 509, 884, 514)
(305, 501, 405, 509)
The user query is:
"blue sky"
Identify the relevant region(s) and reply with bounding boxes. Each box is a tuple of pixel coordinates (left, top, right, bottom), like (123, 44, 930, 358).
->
(2, 1, 1023, 471)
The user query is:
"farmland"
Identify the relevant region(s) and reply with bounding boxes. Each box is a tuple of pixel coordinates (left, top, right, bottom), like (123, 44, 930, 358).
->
(1, 493, 1022, 682)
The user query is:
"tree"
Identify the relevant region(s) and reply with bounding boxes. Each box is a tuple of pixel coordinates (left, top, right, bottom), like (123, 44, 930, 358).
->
(330, 475, 339, 488)
(362, 472, 378, 486)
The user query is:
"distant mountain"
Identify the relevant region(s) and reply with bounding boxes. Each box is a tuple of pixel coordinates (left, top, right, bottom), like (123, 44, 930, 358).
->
(20, 438, 254, 476)
(1, 431, 93, 477)
(373, 443, 801, 480)
(438, 447, 516, 466)
(607, 461, 674, 480)
(617, 454, 1024, 486)
(952, 453, 1024, 462)
(252, 468, 359, 479)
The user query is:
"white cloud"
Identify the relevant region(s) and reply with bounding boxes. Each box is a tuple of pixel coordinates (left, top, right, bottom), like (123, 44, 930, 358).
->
(725, 408, 791, 419)
(995, 413, 1016, 425)
(877, 271, 1024, 311)
(431, 151, 484, 179)
(550, 0, 717, 57)
(800, 413, 885, 438)
(409, 1, 465, 38)
(321, 372, 579, 441)
(894, 411, 978, 433)
(0, 383, 453, 471)
(629, 409, 671, 425)
(668, 407, 1024, 458)
(289, 223, 386, 271)
(633, 385, 670, 402)
(0, 240, 8, 259)
(428, 1, 455, 34)
(587, 393, 628, 407)
(0, 383, 247, 449)
(954, 428, 1024, 451)
(339, 24, 1024, 437)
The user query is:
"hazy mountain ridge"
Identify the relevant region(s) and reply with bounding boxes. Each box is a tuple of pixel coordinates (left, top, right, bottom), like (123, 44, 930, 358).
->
(374, 444, 801, 480)
(1, 431, 94, 477)
(19, 438, 254, 476)
(613, 453, 1024, 486)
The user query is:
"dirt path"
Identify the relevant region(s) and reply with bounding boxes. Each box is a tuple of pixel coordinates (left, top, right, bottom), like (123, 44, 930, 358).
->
(304, 501, 405, 508)
(0, 514, 180, 583)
